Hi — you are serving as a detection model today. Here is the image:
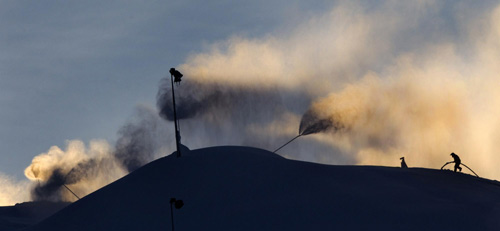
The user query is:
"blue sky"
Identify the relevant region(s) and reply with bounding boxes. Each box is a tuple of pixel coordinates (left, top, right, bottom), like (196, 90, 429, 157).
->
(0, 1, 335, 179)
(3, 0, 500, 183)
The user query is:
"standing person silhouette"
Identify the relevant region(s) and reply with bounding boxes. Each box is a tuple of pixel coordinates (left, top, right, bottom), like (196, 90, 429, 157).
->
(450, 152, 462, 172)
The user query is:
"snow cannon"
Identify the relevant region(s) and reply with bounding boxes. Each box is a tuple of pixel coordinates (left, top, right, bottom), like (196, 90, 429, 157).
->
(274, 109, 347, 153)
(274, 110, 332, 153)
(298, 109, 340, 136)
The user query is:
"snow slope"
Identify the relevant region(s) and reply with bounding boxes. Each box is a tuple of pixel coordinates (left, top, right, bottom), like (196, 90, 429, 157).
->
(0, 201, 69, 231)
(25, 146, 500, 230)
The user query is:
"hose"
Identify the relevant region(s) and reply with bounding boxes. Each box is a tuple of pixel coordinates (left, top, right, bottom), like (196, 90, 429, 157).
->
(440, 162, 479, 177)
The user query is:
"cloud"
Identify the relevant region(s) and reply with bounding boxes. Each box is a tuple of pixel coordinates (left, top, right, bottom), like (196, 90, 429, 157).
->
(165, 0, 500, 179)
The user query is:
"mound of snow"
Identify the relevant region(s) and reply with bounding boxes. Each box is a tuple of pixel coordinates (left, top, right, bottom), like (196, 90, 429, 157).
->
(26, 146, 500, 230)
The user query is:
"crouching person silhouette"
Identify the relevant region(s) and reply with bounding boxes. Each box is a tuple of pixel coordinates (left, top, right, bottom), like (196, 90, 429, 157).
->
(450, 152, 462, 172)
(400, 157, 408, 168)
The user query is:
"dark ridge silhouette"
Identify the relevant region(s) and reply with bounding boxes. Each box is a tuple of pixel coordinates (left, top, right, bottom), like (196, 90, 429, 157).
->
(0, 201, 70, 231)
(24, 146, 500, 231)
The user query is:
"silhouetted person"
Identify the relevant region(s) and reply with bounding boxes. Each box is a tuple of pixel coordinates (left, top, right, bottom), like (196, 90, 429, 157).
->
(450, 152, 462, 172)
(170, 68, 183, 85)
(400, 157, 408, 168)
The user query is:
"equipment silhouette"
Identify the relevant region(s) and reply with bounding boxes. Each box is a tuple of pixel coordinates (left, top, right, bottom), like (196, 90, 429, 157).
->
(400, 157, 408, 168)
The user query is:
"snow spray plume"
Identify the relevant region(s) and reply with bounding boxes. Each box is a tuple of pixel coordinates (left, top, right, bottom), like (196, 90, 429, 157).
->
(25, 107, 165, 202)
(274, 106, 342, 153)
(300, 74, 471, 167)
(156, 78, 302, 123)
(156, 76, 345, 164)
(299, 109, 346, 136)
(169, 0, 433, 164)
(64, 157, 123, 185)
(157, 79, 293, 122)
(155, 77, 328, 152)
(275, 107, 347, 153)
(31, 169, 67, 201)
(157, 78, 219, 121)
(166, 1, 500, 179)
(114, 106, 160, 172)
(25, 141, 125, 202)
(0, 173, 30, 205)
(32, 166, 81, 200)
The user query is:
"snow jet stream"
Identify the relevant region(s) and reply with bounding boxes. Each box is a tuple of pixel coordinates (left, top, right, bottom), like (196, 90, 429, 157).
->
(13, 0, 500, 206)
(169, 1, 500, 179)
(298, 74, 469, 163)
(155, 78, 317, 151)
(24, 106, 166, 202)
(156, 80, 298, 122)
(24, 140, 126, 201)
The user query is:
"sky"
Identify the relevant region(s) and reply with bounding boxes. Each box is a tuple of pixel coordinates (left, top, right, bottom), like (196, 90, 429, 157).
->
(0, 0, 332, 179)
(2, 0, 500, 205)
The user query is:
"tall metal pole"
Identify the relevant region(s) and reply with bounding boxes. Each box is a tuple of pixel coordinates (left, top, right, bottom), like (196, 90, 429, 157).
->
(170, 202, 175, 231)
(170, 73, 181, 158)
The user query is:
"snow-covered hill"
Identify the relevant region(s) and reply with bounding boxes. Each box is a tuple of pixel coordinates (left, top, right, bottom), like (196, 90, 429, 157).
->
(0, 201, 69, 231)
(24, 146, 500, 230)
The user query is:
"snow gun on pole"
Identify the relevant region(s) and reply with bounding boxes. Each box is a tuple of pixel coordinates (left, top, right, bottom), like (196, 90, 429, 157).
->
(440, 161, 479, 177)
(169, 68, 183, 158)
